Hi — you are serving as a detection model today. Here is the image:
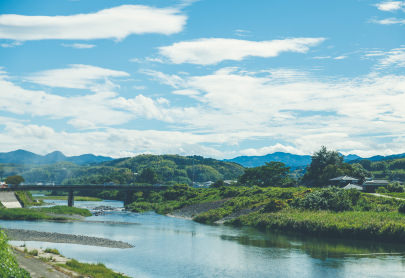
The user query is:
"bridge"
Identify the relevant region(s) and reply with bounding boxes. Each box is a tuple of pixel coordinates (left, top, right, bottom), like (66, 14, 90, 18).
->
(0, 185, 169, 207)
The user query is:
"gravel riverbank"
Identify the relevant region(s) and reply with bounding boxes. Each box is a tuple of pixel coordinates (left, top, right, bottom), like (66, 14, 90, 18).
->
(4, 228, 133, 248)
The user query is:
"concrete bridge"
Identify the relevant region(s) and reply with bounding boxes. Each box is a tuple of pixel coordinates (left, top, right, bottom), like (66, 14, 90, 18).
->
(0, 185, 169, 207)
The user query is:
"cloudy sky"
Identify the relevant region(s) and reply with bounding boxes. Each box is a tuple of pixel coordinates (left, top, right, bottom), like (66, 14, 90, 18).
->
(0, 0, 404, 158)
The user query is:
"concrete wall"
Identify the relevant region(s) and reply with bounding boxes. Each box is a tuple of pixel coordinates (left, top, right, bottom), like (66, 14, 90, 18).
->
(0, 192, 22, 208)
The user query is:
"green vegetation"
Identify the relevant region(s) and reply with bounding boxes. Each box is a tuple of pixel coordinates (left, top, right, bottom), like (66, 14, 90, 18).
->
(230, 209, 405, 241)
(37, 195, 102, 201)
(28, 249, 38, 256)
(38, 206, 92, 217)
(238, 161, 294, 187)
(44, 248, 60, 255)
(2, 154, 243, 187)
(15, 191, 35, 207)
(61, 259, 129, 278)
(0, 206, 91, 221)
(301, 146, 369, 186)
(0, 230, 31, 277)
(5, 175, 24, 186)
(357, 158, 405, 181)
(126, 183, 405, 242)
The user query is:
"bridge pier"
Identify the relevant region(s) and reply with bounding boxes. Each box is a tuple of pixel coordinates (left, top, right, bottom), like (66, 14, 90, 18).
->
(68, 190, 74, 207)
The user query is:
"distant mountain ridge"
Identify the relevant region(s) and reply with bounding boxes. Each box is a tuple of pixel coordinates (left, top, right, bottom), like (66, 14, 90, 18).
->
(225, 152, 312, 168)
(226, 152, 405, 168)
(0, 149, 113, 165)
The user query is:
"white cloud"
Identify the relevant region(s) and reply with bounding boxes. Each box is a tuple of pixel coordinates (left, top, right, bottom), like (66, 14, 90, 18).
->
(373, 17, 405, 24)
(141, 69, 185, 88)
(1, 41, 22, 48)
(333, 55, 347, 60)
(375, 1, 405, 11)
(142, 67, 405, 156)
(26, 64, 129, 91)
(62, 43, 96, 49)
(366, 47, 405, 68)
(158, 37, 325, 65)
(0, 5, 187, 41)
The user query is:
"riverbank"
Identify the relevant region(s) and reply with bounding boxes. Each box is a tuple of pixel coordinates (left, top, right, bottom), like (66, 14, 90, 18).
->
(126, 185, 405, 243)
(4, 228, 133, 248)
(12, 245, 130, 278)
(0, 206, 92, 221)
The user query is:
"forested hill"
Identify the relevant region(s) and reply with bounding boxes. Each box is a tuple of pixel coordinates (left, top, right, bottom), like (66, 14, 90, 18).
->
(3, 154, 244, 185)
(100, 154, 245, 184)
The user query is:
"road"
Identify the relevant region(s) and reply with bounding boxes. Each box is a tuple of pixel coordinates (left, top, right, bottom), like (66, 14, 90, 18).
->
(13, 249, 70, 278)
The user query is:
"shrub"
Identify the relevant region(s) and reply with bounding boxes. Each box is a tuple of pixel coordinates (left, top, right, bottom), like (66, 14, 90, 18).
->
(376, 187, 388, 193)
(44, 248, 60, 255)
(0, 231, 30, 278)
(262, 199, 287, 213)
(28, 249, 38, 256)
(387, 182, 404, 193)
(398, 203, 405, 214)
(292, 187, 352, 212)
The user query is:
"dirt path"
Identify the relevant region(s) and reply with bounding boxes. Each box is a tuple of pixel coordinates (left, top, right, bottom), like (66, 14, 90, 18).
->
(370, 193, 405, 200)
(13, 250, 70, 278)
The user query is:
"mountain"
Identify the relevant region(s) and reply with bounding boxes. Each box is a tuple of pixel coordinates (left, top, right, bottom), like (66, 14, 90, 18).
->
(0, 149, 113, 165)
(225, 152, 312, 168)
(227, 151, 405, 168)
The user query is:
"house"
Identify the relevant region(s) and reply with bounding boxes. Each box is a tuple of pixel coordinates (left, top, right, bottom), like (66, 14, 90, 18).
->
(343, 183, 363, 191)
(329, 176, 359, 186)
(0, 182, 7, 188)
(362, 179, 390, 192)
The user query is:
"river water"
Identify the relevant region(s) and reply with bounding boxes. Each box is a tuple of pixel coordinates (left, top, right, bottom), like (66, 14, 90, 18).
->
(1, 199, 405, 277)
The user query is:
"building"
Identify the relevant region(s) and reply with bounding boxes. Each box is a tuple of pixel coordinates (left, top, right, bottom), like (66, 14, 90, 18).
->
(329, 176, 359, 186)
(343, 183, 363, 191)
(362, 179, 390, 192)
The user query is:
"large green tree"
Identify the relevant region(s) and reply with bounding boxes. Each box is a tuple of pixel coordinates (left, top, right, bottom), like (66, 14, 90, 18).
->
(5, 175, 24, 186)
(137, 168, 158, 184)
(238, 161, 293, 187)
(302, 146, 369, 186)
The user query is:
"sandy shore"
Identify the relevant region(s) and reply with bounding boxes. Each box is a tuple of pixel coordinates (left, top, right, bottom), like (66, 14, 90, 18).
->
(4, 228, 133, 248)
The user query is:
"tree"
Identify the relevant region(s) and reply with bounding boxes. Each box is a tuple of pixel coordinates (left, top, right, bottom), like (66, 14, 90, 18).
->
(238, 161, 293, 187)
(5, 175, 24, 186)
(302, 146, 370, 186)
(137, 168, 158, 184)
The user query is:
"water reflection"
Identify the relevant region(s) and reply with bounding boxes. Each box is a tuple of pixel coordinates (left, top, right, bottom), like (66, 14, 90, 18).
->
(220, 228, 405, 260)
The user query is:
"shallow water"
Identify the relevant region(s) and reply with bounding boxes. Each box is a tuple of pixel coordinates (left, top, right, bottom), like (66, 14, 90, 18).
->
(2, 199, 405, 277)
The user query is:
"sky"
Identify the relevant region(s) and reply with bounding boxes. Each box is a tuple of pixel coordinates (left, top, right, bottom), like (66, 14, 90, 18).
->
(0, 0, 404, 159)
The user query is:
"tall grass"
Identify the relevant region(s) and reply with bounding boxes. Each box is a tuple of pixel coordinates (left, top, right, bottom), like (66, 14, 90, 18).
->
(0, 230, 31, 277)
(62, 259, 129, 278)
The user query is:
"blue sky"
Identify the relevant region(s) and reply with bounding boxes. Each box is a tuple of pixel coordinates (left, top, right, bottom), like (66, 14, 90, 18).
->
(0, 0, 404, 158)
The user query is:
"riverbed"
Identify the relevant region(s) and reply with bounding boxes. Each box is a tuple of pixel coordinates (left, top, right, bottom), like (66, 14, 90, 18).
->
(1, 199, 405, 277)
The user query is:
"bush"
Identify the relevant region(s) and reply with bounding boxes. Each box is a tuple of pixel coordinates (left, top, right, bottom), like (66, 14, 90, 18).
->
(387, 182, 404, 193)
(398, 203, 405, 213)
(376, 187, 388, 193)
(0, 231, 30, 278)
(292, 187, 352, 212)
(28, 249, 38, 256)
(45, 248, 60, 255)
(262, 199, 287, 212)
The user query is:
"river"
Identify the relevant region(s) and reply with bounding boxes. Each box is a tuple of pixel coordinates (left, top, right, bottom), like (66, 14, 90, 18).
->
(1, 199, 405, 277)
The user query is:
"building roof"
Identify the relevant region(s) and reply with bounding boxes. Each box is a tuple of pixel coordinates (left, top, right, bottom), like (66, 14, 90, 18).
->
(363, 180, 390, 186)
(343, 183, 363, 190)
(330, 175, 359, 181)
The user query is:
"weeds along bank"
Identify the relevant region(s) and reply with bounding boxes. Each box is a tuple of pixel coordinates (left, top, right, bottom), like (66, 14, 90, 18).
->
(0, 231, 30, 278)
(126, 185, 405, 242)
